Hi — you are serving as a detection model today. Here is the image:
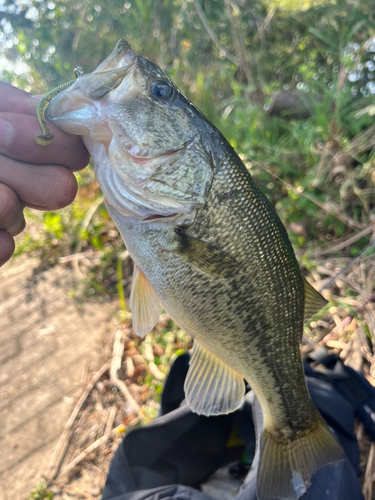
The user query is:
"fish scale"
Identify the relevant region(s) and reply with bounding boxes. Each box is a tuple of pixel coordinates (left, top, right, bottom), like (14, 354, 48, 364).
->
(160, 146, 307, 422)
(39, 39, 344, 500)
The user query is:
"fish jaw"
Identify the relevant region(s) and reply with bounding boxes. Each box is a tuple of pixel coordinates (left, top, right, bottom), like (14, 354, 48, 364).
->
(45, 40, 215, 223)
(45, 41, 138, 140)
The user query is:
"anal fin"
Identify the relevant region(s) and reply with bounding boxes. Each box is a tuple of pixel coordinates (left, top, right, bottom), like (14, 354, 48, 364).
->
(303, 277, 328, 324)
(130, 264, 163, 338)
(184, 341, 245, 416)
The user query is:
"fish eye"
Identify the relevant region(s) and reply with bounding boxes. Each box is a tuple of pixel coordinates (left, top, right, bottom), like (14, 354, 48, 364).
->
(150, 80, 173, 100)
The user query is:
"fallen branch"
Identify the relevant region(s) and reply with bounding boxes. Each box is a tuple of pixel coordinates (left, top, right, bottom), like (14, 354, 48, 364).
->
(224, 0, 258, 95)
(148, 361, 166, 381)
(110, 330, 125, 381)
(61, 485, 93, 499)
(320, 239, 375, 291)
(46, 362, 110, 481)
(59, 251, 95, 264)
(321, 292, 375, 344)
(104, 406, 117, 440)
(363, 442, 375, 500)
(345, 123, 375, 157)
(112, 378, 141, 415)
(193, 0, 238, 65)
(58, 435, 109, 478)
(302, 333, 319, 350)
(317, 225, 374, 256)
(256, 7, 276, 46)
(58, 423, 131, 480)
(143, 338, 166, 380)
(325, 340, 351, 352)
(110, 329, 142, 415)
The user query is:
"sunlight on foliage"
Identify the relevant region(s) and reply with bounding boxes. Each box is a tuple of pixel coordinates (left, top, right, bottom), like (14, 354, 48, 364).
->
(264, 0, 332, 11)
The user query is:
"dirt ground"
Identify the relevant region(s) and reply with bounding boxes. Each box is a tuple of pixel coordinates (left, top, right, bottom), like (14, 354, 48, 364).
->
(1, 248, 374, 500)
(0, 256, 117, 500)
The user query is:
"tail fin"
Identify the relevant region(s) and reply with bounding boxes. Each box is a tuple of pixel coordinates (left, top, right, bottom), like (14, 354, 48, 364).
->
(256, 416, 344, 500)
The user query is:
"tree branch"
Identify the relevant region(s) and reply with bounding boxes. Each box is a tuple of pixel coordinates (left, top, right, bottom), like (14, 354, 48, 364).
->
(193, 0, 238, 65)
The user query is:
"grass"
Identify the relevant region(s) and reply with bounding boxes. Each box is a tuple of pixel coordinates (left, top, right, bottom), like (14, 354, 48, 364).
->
(28, 481, 54, 500)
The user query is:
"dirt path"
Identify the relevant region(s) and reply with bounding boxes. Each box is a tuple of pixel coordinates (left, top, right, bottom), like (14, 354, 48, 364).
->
(0, 256, 117, 500)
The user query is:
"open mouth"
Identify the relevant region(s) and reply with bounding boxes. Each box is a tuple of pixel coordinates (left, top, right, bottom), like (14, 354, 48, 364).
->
(143, 213, 178, 221)
(44, 40, 138, 134)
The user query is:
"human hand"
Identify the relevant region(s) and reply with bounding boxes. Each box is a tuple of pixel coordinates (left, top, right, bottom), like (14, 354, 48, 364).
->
(0, 83, 90, 266)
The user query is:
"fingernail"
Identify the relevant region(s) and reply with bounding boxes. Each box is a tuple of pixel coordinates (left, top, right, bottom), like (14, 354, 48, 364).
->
(0, 117, 13, 147)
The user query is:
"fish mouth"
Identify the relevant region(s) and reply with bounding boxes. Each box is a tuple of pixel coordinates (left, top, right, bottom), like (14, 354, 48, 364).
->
(45, 40, 184, 162)
(143, 213, 178, 221)
(45, 40, 138, 139)
(45, 39, 203, 224)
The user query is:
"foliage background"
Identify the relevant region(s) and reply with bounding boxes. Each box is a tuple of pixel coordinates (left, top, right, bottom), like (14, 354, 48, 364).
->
(1, 0, 374, 268)
(1, 1, 375, 497)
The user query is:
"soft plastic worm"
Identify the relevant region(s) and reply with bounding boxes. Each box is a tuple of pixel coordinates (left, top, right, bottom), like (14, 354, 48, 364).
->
(34, 67, 83, 146)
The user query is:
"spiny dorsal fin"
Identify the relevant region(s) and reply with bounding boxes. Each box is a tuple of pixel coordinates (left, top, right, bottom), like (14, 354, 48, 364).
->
(184, 341, 245, 416)
(171, 229, 238, 279)
(130, 264, 163, 338)
(303, 277, 328, 324)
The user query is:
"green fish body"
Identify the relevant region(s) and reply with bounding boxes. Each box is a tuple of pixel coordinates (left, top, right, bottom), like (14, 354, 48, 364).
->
(43, 40, 343, 500)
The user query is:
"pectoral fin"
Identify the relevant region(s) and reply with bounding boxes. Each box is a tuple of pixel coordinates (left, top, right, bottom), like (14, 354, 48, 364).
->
(184, 341, 245, 416)
(170, 229, 238, 279)
(130, 264, 163, 337)
(303, 278, 328, 323)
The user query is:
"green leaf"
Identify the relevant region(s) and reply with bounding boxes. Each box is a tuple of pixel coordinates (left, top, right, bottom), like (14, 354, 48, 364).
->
(308, 27, 338, 50)
(345, 20, 367, 45)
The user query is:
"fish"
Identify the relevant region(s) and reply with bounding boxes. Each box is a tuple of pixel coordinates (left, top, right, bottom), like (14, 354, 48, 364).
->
(39, 40, 344, 500)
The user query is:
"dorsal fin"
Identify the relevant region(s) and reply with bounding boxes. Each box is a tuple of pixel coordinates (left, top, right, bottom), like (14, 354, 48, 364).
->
(303, 278, 328, 324)
(184, 341, 245, 416)
(130, 264, 163, 337)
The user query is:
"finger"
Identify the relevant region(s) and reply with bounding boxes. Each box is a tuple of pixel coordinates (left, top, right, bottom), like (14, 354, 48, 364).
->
(0, 83, 40, 116)
(0, 230, 15, 267)
(0, 156, 78, 210)
(0, 111, 90, 171)
(0, 183, 25, 235)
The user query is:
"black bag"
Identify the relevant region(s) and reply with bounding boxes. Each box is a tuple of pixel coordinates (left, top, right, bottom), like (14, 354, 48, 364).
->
(102, 350, 375, 500)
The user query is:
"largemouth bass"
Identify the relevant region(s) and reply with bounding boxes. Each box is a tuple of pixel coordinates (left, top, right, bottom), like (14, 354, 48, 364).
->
(39, 40, 343, 500)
